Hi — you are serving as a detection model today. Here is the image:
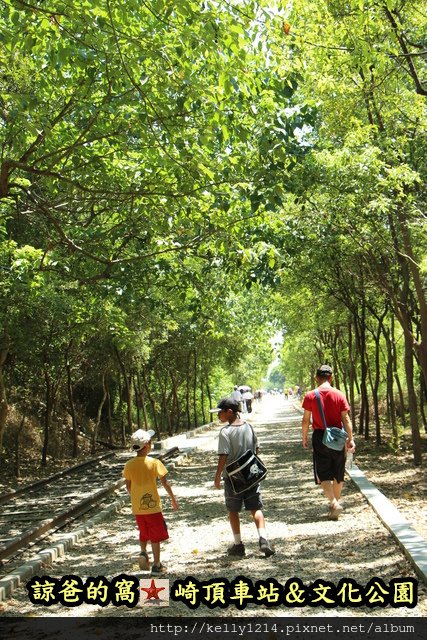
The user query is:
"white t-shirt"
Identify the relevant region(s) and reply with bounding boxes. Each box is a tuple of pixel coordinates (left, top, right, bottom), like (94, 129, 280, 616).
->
(218, 422, 258, 475)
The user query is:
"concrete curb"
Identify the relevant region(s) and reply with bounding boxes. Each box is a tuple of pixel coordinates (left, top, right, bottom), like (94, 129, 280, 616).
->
(4, 405, 425, 602)
(347, 465, 427, 585)
(152, 422, 215, 451)
(0, 494, 129, 602)
(293, 400, 427, 584)
(0, 422, 216, 602)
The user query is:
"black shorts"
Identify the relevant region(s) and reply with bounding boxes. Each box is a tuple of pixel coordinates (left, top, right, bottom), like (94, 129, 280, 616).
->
(312, 429, 345, 484)
(224, 478, 264, 512)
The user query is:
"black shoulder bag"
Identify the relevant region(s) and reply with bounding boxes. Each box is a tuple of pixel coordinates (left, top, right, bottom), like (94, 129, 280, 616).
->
(225, 423, 267, 494)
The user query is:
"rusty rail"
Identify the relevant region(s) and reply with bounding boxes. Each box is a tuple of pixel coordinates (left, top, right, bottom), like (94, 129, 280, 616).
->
(0, 446, 180, 565)
(0, 452, 116, 506)
(0, 479, 125, 563)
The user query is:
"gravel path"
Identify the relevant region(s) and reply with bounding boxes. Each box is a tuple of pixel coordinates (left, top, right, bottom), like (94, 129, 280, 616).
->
(2, 397, 426, 617)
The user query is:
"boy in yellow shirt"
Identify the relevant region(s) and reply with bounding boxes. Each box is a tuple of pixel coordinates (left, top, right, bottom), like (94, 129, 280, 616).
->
(123, 429, 178, 574)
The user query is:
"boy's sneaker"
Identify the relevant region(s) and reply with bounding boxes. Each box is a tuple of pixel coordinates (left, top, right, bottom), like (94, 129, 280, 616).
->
(151, 563, 167, 575)
(227, 542, 245, 557)
(259, 537, 275, 557)
(138, 551, 150, 570)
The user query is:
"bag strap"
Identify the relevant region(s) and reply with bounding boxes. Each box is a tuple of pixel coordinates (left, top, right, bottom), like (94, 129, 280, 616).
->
(246, 422, 257, 452)
(314, 389, 328, 430)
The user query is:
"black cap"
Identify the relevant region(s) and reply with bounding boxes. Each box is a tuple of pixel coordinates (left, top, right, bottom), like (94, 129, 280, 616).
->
(209, 396, 240, 414)
(316, 364, 333, 377)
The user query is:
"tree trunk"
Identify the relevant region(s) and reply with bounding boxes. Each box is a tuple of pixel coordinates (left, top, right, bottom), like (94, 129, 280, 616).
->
(200, 374, 206, 425)
(331, 330, 341, 390)
(0, 332, 10, 454)
(170, 370, 180, 432)
(347, 321, 357, 432)
(115, 347, 132, 435)
(372, 311, 387, 444)
(117, 379, 125, 446)
(193, 350, 198, 429)
(14, 413, 26, 479)
(159, 376, 172, 434)
(419, 373, 427, 433)
(396, 207, 427, 391)
(384, 327, 398, 445)
(42, 367, 54, 466)
(403, 331, 422, 465)
(136, 370, 149, 429)
(206, 381, 213, 414)
(369, 333, 381, 445)
(133, 374, 141, 429)
(91, 371, 108, 454)
(106, 372, 114, 445)
(391, 315, 406, 427)
(185, 353, 191, 429)
(332, 327, 346, 394)
(65, 342, 79, 458)
(360, 306, 370, 438)
(141, 367, 159, 434)
(354, 308, 369, 438)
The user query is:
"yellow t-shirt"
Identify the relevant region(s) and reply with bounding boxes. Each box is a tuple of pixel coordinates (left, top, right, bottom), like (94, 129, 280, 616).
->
(123, 455, 167, 515)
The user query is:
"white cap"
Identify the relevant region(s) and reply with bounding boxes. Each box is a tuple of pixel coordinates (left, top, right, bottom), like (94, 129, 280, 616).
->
(130, 429, 156, 451)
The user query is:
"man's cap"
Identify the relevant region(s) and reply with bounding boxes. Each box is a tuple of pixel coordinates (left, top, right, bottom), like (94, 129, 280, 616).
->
(316, 364, 333, 377)
(131, 428, 156, 451)
(209, 396, 240, 414)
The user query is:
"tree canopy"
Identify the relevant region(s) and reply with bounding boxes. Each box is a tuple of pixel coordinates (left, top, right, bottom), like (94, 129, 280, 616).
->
(1, 0, 426, 468)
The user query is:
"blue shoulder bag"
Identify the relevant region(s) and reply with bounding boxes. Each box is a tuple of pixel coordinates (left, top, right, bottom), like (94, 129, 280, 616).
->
(314, 389, 348, 451)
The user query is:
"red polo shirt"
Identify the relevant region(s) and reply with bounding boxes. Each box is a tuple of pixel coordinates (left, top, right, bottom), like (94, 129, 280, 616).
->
(302, 385, 350, 430)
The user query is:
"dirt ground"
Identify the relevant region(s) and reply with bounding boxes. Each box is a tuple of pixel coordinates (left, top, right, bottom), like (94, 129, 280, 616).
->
(1, 396, 426, 618)
(350, 428, 427, 545)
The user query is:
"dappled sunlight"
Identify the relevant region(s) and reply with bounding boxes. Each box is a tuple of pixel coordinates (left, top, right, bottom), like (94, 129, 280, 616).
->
(2, 398, 426, 618)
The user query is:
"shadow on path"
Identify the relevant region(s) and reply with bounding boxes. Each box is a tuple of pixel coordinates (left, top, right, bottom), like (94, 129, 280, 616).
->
(3, 397, 425, 618)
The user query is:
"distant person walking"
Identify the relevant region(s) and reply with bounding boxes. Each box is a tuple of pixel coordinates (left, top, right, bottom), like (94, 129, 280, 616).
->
(242, 389, 254, 413)
(123, 429, 179, 574)
(212, 397, 274, 558)
(231, 385, 243, 412)
(301, 365, 355, 520)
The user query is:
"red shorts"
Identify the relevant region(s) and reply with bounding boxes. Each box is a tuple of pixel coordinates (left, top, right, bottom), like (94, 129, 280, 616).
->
(135, 513, 169, 543)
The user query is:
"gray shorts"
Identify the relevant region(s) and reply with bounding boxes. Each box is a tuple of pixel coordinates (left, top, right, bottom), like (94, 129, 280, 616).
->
(224, 477, 264, 512)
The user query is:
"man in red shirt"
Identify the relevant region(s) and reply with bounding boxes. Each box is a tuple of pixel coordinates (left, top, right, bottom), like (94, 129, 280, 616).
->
(301, 365, 355, 520)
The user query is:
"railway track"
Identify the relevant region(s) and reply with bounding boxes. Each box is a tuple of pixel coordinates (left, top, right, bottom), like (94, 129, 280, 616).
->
(0, 446, 181, 578)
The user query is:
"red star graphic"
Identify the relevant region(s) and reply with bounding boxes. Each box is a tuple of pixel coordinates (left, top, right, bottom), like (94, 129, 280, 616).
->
(140, 579, 165, 600)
